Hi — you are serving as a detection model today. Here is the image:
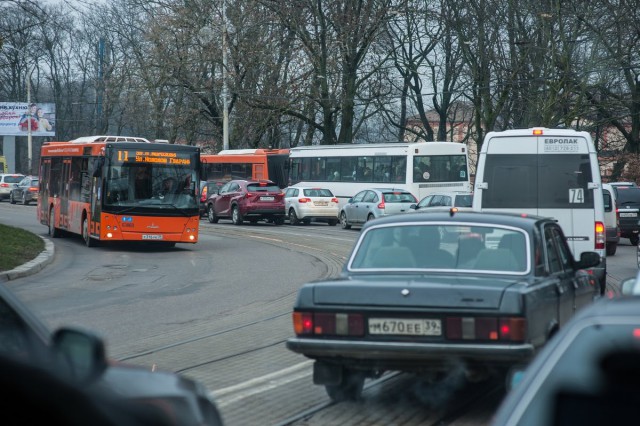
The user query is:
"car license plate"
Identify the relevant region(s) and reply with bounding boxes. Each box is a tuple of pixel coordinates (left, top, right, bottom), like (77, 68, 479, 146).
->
(314, 201, 328, 206)
(368, 318, 441, 336)
(142, 234, 163, 240)
(260, 196, 274, 201)
(620, 212, 637, 217)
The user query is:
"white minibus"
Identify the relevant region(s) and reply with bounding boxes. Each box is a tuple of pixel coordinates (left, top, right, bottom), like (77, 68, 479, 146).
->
(473, 128, 606, 293)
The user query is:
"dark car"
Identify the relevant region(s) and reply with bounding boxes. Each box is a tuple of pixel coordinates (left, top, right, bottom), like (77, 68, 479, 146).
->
(206, 179, 285, 225)
(286, 210, 601, 402)
(9, 175, 39, 205)
(0, 282, 224, 426)
(492, 296, 640, 426)
(611, 185, 640, 245)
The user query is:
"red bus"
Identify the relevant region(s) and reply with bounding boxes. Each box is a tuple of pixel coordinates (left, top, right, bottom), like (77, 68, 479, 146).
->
(38, 135, 201, 247)
(200, 148, 290, 190)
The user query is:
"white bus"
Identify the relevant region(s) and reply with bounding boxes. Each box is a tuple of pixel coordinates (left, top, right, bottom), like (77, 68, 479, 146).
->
(288, 142, 470, 207)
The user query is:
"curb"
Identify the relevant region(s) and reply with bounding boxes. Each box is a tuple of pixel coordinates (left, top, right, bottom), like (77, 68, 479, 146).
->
(0, 236, 54, 282)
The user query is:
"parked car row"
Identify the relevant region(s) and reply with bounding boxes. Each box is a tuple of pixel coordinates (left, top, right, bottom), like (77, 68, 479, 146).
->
(201, 178, 474, 228)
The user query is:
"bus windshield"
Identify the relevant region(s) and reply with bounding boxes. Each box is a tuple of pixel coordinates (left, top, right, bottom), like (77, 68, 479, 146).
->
(104, 150, 198, 210)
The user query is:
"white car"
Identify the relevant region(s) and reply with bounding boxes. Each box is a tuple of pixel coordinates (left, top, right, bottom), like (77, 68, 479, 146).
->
(408, 191, 473, 212)
(0, 173, 26, 201)
(284, 186, 340, 225)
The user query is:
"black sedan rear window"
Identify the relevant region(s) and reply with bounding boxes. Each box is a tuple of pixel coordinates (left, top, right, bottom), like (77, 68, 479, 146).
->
(349, 224, 529, 273)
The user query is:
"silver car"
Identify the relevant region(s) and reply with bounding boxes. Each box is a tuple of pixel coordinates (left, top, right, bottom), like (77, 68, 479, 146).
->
(339, 188, 417, 229)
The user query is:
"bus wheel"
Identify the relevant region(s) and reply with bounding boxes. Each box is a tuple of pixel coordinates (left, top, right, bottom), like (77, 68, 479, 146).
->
(48, 208, 60, 238)
(83, 218, 97, 247)
(289, 209, 300, 225)
(231, 206, 244, 225)
(207, 205, 219, 223)
(340, 212, 351, 229)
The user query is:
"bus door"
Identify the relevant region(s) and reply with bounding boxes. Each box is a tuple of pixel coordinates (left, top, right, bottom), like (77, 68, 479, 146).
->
(253, 163, 265, 180)
(39, 159, 51, 224)
(60, 159, 71, 228)
(89, 157, 103, 226)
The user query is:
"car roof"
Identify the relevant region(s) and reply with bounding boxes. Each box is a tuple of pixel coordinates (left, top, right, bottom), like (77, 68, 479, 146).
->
(361, 209, 549, 230)
(369, 188, 413, 193)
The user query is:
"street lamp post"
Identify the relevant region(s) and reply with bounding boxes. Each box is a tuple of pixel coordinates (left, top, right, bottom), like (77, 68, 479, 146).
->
(222, 0, 229, 151)
(26, 69, 33, 174)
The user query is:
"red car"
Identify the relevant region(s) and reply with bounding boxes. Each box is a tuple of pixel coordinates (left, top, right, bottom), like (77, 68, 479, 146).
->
(206, 179, 286, 225)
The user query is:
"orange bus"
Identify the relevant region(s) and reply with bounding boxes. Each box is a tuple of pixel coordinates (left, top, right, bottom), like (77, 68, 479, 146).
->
(200, 148, 290, 190)
(38, 135, 201, 247)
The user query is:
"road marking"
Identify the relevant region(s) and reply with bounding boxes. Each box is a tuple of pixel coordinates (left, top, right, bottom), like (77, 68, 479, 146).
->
(211, 360, 313, 407)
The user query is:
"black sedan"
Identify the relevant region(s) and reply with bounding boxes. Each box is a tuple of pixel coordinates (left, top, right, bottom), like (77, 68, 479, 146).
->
(492, 296, 640, 426)
(0, 282, 224, 425)
(286, 210, 601, 401)
(9, 175, 39, 205)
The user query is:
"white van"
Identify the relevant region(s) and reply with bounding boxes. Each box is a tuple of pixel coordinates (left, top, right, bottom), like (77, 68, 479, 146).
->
(602, 183, 619, 256)
(473, 128, 606, 293)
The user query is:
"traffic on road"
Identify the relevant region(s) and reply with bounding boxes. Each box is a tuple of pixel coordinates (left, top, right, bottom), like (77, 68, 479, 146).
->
(1, 129, 638, 426)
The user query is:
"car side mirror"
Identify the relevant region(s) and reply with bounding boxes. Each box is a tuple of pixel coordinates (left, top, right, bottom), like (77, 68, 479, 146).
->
(620, 276, 640, 296)
(409, 204, 417, 210)
(575, 251, 600, 269)
(51, 327, 108, 384)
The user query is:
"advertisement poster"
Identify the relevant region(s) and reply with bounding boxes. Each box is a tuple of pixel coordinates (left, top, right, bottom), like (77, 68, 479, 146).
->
(0, 102, 56, 136)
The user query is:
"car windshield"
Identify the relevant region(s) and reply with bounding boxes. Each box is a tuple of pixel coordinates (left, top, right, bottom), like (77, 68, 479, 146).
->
(3, 176, 23, 184)
(382, 192, 415, 203)
(513, 323, 640, 426)
(349, 223, 528, 273)
(247, 183, 280, 192)
(454, 194, 473, 207)
(615, 187, 640, 204)
(303, 188, 333, 197)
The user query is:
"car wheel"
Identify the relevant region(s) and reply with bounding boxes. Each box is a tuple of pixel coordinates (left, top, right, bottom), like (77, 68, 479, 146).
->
(606, 243, 617, 256)
(274, 217, 285, 226)
(48, 208, 60, 238)
(289, 208, 300, 225)
(82, 217, 97, 247)
(328, 219, 338, 226)
(324, 369, 365, 402)
(231, 205, 243, 225)
(367, 214, 375, 222)
(22, 192, 28, 205)
(9, 192, 16, 204)
(207, 205, 219, 223)
(340, 211, 351, 229)
(631, 235, 639, 246)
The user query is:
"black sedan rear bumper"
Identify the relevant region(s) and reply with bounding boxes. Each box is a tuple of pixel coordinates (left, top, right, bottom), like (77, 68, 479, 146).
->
(287, 337, 535, 366)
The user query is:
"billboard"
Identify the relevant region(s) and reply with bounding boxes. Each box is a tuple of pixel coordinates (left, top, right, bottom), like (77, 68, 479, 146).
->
(0, 102, 56, 136)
